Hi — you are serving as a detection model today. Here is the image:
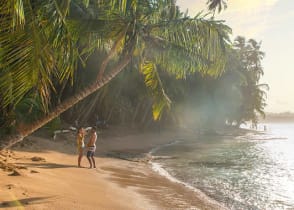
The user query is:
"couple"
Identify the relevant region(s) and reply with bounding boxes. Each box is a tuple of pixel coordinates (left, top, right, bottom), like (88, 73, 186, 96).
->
(77, 126, 97, 168)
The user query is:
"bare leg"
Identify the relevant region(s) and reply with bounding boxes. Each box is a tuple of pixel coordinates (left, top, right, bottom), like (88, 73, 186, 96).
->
(91, 156, 96, 168)
(78, 149, 83, 167)
(87, 151, 92, 168)
(87, 156, 92, 168)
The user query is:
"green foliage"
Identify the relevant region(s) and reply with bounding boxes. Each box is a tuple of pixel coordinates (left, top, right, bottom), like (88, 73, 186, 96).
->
(1, 0, 265, 137)
(45, 117, 62, 134)
(14, 94, 44, 124)
(0, 0, 80, 111)
(61, 36, 267, 130)
(140, 60, 171, 120)
(59, 0, 231, 123)
(175, 36, 268, 128)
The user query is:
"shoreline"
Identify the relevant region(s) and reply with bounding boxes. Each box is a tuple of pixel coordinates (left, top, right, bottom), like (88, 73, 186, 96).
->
(97, 128, 228, 209)
(0, 128, 246, 209)
(148, 140, 227, 209)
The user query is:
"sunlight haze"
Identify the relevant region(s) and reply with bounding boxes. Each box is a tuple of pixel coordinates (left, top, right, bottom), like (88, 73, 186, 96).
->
(178, 0, 294, 113)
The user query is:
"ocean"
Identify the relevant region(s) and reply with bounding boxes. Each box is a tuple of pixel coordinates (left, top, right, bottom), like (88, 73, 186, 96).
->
(150, 123, 294, 209)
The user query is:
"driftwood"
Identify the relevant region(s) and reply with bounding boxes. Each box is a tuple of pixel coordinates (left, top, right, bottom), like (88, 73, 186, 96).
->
(53, 126, 92, 140)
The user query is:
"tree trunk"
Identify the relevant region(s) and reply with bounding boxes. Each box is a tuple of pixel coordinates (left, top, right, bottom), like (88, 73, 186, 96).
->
(0, 54, 132, 151)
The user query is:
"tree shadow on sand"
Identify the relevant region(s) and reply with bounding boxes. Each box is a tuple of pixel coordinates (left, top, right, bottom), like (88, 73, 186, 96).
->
(0, 196, 54, 208)
(16, 162, 77, 169)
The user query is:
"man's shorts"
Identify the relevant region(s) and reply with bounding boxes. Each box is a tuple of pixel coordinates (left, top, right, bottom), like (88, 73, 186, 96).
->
(87, 150, 95, 157)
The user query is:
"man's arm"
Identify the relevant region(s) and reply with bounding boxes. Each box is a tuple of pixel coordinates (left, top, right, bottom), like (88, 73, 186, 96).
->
(92, 133, 97, 144)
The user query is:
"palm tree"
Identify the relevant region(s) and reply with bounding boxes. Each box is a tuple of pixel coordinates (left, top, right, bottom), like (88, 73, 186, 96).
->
(207, 0, 227, 13)
(231, 37, 268, 126)
(0, 0, 231, 150)
(247, 39, 265, 81)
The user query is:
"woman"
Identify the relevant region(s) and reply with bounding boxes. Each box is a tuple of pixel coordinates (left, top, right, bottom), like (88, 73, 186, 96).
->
(87, 127, 97, 168)
(77, 127, 85, 167)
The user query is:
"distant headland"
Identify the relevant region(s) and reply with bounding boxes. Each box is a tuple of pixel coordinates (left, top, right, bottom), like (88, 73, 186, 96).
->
(263, 112, 294, 122)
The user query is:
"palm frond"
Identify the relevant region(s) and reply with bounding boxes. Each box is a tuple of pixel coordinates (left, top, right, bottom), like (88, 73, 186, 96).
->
(144, 35, 210, 79)
(0, 0, 25, 30)
(207, 0, 227, 13)
(0, 0, 80, 111)
(144, 15, 231, 78)
(140, 60, 171, 120)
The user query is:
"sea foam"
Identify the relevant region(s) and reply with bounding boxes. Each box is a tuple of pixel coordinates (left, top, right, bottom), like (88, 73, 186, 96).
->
(148, 141, 227, 209)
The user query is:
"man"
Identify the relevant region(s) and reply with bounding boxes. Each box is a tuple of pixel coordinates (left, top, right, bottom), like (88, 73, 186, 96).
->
(87, 127, 97, 168)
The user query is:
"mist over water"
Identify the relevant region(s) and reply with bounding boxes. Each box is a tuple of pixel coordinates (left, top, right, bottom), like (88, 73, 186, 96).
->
(152, 123, 294, 209)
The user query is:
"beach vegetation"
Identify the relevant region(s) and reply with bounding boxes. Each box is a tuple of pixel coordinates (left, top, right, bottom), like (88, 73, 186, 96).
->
(0, 0, 266, 149)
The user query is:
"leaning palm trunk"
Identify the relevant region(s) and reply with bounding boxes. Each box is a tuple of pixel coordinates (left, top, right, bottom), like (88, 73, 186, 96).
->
(0, 54, 132, 151)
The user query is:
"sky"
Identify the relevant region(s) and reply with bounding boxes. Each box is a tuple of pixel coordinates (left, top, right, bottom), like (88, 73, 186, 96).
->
(177, 0, 294, 113)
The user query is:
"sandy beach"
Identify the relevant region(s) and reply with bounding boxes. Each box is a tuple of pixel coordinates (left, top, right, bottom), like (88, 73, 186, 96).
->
(0, 128, 226, 209)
